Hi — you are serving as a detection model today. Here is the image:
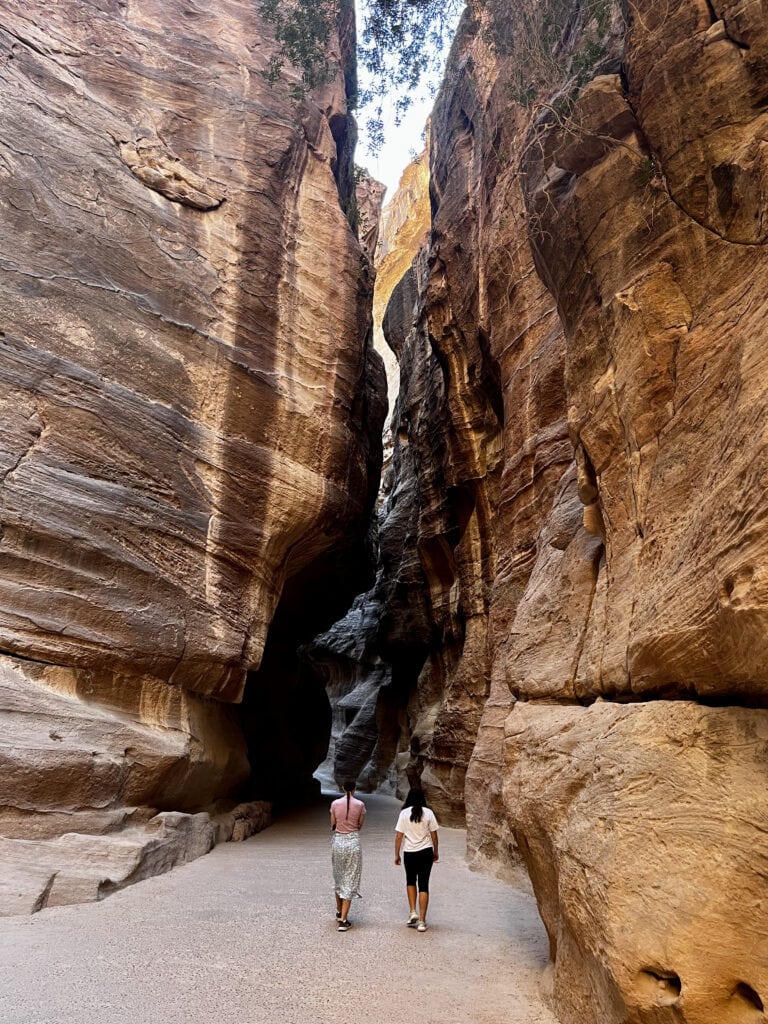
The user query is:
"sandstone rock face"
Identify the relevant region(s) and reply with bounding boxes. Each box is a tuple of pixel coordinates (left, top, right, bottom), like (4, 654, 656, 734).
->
(0, 0, 376, 696)
(355, 174, 385, 261)
(502, 4, 768, 1012)
(0, 655, 247, 839)
(0, 794, 271, 916)
(507, 701, 768, 1023)
(0, 0, 383, 908)
(366, 13, 572, 829)
(521, 5, 768, 707)
(363, 0, 768, 1019)
(307, 593, 394, 793)
(306, 252, 434, 795)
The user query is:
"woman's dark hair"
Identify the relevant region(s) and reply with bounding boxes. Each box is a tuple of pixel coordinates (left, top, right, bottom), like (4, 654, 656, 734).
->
(402, 787, 426, 824)
(343, 780, 356, 819)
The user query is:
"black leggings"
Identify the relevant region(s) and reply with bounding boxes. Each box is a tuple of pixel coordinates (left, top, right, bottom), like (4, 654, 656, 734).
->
(403, 848, 434, 892)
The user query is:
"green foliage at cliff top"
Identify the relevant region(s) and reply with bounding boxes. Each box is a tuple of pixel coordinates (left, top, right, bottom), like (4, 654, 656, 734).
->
(258, 0, 463, 151)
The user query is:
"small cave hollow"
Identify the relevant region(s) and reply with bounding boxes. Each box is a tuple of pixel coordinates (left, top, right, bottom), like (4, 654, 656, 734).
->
(637, 967, 682, 1007)
(733, 982, 764, 1013)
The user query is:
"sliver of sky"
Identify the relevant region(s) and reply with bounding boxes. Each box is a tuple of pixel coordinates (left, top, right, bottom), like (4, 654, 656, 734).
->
(353, 1, 463, 201)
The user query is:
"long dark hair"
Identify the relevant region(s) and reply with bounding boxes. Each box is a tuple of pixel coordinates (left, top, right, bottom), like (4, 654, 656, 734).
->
(343, 780, 356, 820)
(402, 787, 426, 824)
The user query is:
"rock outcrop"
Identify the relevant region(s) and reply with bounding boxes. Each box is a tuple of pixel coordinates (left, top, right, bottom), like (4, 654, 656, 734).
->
(358, 0, 768, 1019)
(0, 0, 384, 910)
(508, 701, 768, 1022)
(355, 173, 386, 261)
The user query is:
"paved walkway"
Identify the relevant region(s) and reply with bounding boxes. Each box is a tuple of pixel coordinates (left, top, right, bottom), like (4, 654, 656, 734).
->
(0, 793, 556, 1024)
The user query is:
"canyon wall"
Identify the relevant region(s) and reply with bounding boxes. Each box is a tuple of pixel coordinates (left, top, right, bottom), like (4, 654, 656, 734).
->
(504, 1, 768, 1017)
(364, 0, 768, 1020)
(0, 0, 384, 910)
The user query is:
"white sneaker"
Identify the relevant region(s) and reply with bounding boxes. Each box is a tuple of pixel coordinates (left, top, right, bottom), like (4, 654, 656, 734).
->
(407, 912, 419, 927)
(417, 921, 427, 932)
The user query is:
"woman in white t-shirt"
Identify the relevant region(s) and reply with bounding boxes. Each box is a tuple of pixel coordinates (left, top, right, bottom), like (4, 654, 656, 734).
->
(394, 788, 439, 932)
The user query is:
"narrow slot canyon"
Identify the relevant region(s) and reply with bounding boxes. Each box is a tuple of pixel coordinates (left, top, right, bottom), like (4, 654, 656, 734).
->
(1, 2, 768, 1023)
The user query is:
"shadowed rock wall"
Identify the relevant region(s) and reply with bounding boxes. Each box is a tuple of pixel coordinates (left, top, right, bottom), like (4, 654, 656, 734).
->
(0, 0, 384, 910)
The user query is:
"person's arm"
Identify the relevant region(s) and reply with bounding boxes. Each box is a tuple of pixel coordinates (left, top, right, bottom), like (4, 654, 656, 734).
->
(431, 830, 439, 862)
(330, 808, 336, 829)
(394, 830, 404, 865)
(358, 806, 365, 832)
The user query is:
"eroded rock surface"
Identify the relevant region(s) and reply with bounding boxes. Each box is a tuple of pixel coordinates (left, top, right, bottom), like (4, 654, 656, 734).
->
(498, 5, 768, 1014)
(0, 0, 377, 695)
(0, 0, 383, 909)
(373, 154, 431, 427)
(507, 701, 768, 1023)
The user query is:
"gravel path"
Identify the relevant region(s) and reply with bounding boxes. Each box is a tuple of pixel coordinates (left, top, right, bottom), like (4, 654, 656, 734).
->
(0, 793, 557, 1024)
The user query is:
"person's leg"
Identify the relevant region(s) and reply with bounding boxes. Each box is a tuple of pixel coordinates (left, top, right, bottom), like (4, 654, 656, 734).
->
(332, 839, 343, 919)
(403, 852, 418, 921)
(417, 849, 434, 926)
(341, 835, 361, 925)
(419, 889, 429, 921)
(407, 885, 417, 914)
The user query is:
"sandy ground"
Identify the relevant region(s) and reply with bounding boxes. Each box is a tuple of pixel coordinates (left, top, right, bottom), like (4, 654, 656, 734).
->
(0, 793, 557, 1024)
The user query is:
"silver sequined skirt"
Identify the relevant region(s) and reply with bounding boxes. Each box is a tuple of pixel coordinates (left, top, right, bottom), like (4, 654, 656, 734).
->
(331, 831, 363, 900)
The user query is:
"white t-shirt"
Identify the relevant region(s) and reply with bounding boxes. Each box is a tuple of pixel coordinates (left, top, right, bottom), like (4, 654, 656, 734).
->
(395, 807, 439, 852)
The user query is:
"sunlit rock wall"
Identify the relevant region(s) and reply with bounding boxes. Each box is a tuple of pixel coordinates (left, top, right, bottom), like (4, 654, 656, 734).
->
(0, 0, 384, 909)
(374, 10, 570, 829)
(506, 1, 768, 1018)
(373, 154, 431, 430)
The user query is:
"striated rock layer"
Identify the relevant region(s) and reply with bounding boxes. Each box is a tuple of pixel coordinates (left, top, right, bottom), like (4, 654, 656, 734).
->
(358, 0, 768, 1020)
(0, 0, 384, 910)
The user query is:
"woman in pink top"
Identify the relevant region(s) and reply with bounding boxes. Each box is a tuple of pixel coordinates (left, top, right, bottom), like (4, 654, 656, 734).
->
(330, 781, 365, 931)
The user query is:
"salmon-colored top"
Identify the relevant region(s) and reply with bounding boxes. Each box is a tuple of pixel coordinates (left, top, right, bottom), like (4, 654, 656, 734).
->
(330, 795, 365, 834)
